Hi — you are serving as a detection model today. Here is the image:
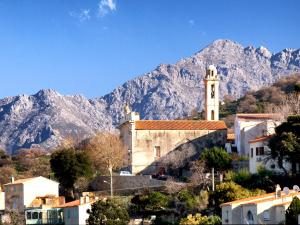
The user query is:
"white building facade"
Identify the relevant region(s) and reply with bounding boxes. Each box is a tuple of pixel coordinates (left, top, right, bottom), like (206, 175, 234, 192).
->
(4, 176, 59, 212)
(221, 186, 300, 224)
(234, 114, 280, 156)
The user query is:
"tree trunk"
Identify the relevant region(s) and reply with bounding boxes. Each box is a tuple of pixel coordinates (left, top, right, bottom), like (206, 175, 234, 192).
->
(109, 165, 113, 198)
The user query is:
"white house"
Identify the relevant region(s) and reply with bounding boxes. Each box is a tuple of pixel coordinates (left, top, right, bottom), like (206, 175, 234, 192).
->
(0, 187, 4, 211)
(61, 196, 93, 225)
(4, 176, 59, 212)
(221, 185, 300, 224)
(234, 114, 280, 156)
(248, 135, 291, 174)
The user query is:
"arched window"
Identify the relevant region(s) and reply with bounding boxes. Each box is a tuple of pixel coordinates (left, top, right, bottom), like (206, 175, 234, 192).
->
(247, 210, 254, 224)
(211, 110, 215, 120)
(211, 84, 215, 98)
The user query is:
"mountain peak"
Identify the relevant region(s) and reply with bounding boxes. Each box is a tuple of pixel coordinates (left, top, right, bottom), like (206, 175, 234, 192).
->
(34, 89, 60, 98)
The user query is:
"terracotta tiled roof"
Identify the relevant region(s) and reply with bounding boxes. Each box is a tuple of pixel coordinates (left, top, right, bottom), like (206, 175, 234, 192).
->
(59, 200, 80, 208)
(249, 135, 273, 143)
(221, 193, 275, 206)
(236, 113, 280, 120)
(244, 192, 300, 205)
(221, 191, 300, 206)
(134, 120, 227, 130)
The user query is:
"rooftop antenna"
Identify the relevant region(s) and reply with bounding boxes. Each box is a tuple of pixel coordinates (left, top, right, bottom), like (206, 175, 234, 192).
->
(293, 185, 300, 192)
(283, 187, 290, 195)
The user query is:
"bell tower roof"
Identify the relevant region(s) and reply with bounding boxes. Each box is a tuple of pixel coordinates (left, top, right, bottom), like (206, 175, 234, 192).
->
(205, 65, 218, 80)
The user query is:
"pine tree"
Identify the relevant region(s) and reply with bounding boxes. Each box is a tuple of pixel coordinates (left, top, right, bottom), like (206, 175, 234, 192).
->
(286, 196, 300, 225)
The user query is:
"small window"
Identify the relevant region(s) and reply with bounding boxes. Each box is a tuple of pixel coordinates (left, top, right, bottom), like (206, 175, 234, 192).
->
(32, 212, 39, 220)
(13, 186, 16, 192)
(154, 146, 161, 159)
(211, 84, 215, 98)
(39, 212, 43, 219)
(251, 148, 253, 158)
(256, 147, 258, 156)
(263, 210, 270, 221)
(211, 110, 215, 120)
(247, 210, 254, 224)
(26, 212, 32, 220)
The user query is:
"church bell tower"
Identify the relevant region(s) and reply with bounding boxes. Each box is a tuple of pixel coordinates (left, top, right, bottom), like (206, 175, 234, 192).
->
(204, 65, 219, 121)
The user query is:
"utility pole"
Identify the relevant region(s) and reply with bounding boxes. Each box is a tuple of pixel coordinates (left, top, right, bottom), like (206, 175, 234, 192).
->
(212, 167, 215, 191)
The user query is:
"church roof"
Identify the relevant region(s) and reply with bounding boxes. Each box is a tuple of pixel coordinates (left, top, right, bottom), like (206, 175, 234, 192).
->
(134, 120, 227, 130)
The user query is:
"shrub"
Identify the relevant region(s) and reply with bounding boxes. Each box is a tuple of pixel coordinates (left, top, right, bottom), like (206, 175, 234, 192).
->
(179, 213, 221, 225)
(87, 199, 129, 225)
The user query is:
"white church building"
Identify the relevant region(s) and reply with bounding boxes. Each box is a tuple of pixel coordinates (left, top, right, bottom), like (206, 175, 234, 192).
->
(119, 65, 228, 174)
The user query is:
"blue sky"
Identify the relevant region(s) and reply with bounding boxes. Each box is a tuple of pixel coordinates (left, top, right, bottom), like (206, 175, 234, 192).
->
(0, 0, 299, 99)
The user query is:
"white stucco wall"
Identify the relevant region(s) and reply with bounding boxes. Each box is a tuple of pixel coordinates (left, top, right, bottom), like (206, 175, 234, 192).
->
(23, 177, 59, 209)
(0, 192, 5, 210)
(4, 177, 59, 211)
(126, 129, 226, 174)
(234, 118, 278, 155)
(249, 141, 291, 174)
(64, 204, 91, 225)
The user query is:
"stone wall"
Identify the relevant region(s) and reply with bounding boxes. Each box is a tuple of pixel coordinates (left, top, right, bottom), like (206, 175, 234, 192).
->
(136, 129, 227, 174)
(90, 175, 165, 192)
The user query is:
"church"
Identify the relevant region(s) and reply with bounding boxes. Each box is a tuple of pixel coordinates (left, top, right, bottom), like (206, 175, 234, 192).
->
(118, 65, 228, 174)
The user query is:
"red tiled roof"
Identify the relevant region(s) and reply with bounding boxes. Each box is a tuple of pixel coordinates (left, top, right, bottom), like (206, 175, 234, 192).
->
(134, 120, 227, 130)
(236, 113, 280, 120)
(59, 200, 80, 208)
(249, 135, 273, 143)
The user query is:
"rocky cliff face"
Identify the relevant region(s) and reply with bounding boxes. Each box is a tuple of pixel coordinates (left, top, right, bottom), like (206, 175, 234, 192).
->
(0, 39, 299, 153)
(100, 40, 300, 125)
(0, 89, 112, 154)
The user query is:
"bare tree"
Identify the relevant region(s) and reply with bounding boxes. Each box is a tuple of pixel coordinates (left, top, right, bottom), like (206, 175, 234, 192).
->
(85, 132, 126, 197)
(188, 160, 210, 188)
(267, 93, 300, 121)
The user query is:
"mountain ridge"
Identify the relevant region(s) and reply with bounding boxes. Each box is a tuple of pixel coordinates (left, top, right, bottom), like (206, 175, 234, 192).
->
(0, 39, 299, 153)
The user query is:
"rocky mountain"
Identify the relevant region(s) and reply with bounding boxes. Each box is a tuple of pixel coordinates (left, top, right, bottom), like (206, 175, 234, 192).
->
(0, 89, 112, 154)
(100, 40, 300, 125)
(0, 39, 299, 153)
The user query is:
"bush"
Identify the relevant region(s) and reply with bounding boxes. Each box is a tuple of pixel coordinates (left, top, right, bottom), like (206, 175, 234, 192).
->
(286, 196, 300, 225)
(87, 199, 129, 225)
(179, 213, 221, 225)
(211, 181, 265, 207)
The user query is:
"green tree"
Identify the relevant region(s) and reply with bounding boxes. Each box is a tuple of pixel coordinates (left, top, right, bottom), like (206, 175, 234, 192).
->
(269, 115, 300, 175)
(200, 147, 232, 173)
(179, 213, 221, 225)
(87, 199, 129, 225)
(50, 148, 92, 200)
(212, 181, 265, 207)
(286, 196, 300, 225)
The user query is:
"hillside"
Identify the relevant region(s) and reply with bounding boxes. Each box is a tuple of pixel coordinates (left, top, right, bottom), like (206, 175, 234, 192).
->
(220, 74, 300, 126)
(0, 39, 300, 153)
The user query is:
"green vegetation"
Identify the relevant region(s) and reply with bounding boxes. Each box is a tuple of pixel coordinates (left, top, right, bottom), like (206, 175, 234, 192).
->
(200, 147, 232, 173)
(286, 196, 300, 225)
(87, 199, 130, 225)
(220, 74, 300, 126)
(211, 181, 265, 208)
(50, 148, 93, 200)
(179, 213, 221, 225)
(269, 115, 300, 175)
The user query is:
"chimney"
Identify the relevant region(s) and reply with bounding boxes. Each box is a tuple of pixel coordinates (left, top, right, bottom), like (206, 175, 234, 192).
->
(275, 184, 281, 198)
(80, 197, 85, 205)
(11, 176, 15, 183)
